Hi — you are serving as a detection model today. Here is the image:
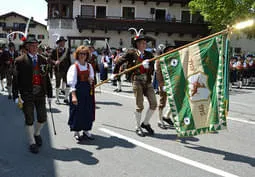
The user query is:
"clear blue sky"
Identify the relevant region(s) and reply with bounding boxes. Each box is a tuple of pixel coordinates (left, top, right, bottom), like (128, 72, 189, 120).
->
(0, 0, 47, 25)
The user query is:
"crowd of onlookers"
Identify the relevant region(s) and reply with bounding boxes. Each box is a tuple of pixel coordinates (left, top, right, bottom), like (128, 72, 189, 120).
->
(229, 54, 255, 89)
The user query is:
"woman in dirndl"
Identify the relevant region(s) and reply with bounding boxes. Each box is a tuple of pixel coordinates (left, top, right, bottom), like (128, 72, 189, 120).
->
(67, 46, 95, 141)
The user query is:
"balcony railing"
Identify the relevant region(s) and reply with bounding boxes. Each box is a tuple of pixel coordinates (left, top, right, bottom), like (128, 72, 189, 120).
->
(76, 15, 209, 36)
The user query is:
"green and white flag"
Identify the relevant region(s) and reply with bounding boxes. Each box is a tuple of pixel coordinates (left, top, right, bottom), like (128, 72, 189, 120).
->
(160, 34, 229, 137)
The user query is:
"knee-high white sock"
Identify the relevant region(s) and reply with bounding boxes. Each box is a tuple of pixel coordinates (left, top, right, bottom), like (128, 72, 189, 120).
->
(65, 87, 69, 100)
(164, 107, 172, 119)
(35, 122, 44, 136)
(62, 81, 66, 90)
(158, 108, 163, 123)
(1, 80, 4, 90)
(117, 81, 121, 90)
(143, 109, 155, 125)
(26, 125, 35, 145)
(134, 112, 142, 129)
(56, 88, 60, 100)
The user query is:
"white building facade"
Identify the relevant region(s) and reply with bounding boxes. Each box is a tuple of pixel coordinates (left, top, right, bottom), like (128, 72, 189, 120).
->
(0, 12, 48, 48)
(46, 0, 209, 50)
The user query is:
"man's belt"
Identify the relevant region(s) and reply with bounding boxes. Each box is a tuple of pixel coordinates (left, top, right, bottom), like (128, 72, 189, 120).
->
(133, 74, 147, 81)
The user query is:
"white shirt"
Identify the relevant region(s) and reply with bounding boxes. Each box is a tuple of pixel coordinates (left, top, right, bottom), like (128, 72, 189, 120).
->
(28, 53, 38, 62)
(67, 61, 94, 92)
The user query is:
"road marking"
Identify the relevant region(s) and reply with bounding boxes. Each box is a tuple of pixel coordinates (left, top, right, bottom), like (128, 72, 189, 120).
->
(100, 90, 135, 99)
(100, 90, 255, 125)
(227, 117, 255, 125)
(99, 128, 239, 177)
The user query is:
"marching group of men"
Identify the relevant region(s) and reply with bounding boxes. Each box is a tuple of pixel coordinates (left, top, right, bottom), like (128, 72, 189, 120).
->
(1, 29, 254, 154)
(0, 32, 176, 153)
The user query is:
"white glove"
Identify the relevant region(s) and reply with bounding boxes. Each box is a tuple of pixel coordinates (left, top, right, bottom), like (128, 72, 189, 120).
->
(162, 86, 166, 92)
(15, 98, 19, 104)
(159, 86, 166, 92)
(15, 97, 24, 104)
(111, 74, 117, 80)
(142, 60, 150, 69)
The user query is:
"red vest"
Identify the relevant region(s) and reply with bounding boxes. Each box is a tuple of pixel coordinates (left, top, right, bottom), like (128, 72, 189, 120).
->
(32, 62, 42, 85)
(75, 63, 90, 82)
(137, 56, 148, 74)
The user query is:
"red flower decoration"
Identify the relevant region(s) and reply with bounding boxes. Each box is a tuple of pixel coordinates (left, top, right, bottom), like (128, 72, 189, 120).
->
(21, 36, 26, 41)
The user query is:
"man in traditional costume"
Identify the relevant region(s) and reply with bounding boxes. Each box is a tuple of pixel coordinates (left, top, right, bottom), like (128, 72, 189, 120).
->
(12, 37, 53, 154)
(0, 42, 19, 98)
(50, 36, 71, 104)
(112, 28, 157, 137)
(155, 45, 175, 129)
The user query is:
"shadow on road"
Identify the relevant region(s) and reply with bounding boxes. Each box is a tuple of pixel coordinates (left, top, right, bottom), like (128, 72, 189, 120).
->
(48, 147, 99, 165)
(229, 89, 253, 95)
(96, 101, 122, 106)
(185, 144, 255, 167)
(77, 134, 136, 150)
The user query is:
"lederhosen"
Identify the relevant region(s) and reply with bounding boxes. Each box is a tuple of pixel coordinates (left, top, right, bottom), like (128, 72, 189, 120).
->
(22, 56, 47, 125)
(68, 63, 95, 131)
(132, 52, 157, 112)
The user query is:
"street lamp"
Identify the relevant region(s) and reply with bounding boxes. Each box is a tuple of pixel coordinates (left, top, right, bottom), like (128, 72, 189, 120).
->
(233, 19, 255, 30)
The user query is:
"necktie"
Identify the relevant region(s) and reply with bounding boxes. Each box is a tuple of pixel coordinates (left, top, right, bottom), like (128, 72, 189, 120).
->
(33, 56, 37, 67)
(140, 53, 144, 59)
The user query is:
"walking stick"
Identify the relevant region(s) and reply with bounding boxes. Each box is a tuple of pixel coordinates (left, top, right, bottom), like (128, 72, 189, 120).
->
(48, 101, 57, 135)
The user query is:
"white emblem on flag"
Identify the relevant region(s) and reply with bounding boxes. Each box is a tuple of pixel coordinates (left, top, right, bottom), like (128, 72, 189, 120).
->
(188, 72, 210, 101)
(171, 59, 178, 67)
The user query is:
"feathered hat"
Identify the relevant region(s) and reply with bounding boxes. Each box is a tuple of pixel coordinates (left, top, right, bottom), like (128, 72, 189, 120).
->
(7, 17, 33, 43)
(128, 28, 148, 48)
(53, 33, 67, 44)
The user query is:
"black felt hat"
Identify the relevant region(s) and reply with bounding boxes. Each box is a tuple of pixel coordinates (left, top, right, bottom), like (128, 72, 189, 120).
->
(56, 36, 67, 44)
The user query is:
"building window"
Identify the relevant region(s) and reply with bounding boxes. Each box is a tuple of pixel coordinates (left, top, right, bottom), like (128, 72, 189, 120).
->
(0, 33, 7, 38)
(96, 6, 106, 18)
(192, 12, 204, 24)
(0, 22, 6, 27)
(13, 23, 19, 29)
(50, 4, 60, 18)
(61, 4, 71, 18)
(27, 34, 36, 39)
(122, 7, 135, 19)
(81, 5, 95, 17)
(37, 34, 45, 40)
(181, 10, 191, 23)
(155, 9, 166, 21)
(19, 23, 26, 30)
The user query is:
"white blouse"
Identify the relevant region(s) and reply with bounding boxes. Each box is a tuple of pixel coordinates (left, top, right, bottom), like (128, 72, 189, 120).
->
(67, 61, 94, 92)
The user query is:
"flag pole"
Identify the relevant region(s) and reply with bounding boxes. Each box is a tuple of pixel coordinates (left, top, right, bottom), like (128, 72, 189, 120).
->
(95, 28, 231, 88)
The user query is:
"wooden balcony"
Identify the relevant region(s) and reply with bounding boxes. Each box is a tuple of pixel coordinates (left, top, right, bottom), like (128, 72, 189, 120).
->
(76, 15, 209, 37)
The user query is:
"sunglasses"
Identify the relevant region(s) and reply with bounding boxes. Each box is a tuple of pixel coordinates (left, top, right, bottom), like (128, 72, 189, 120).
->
(79, 52, 89, 55)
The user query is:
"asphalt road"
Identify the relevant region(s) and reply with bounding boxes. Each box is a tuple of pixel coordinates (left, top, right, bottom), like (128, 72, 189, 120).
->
(0, 78, 254, 177)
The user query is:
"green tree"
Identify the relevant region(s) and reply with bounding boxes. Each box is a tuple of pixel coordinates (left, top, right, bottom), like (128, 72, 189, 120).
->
(189, 0, 255, 35)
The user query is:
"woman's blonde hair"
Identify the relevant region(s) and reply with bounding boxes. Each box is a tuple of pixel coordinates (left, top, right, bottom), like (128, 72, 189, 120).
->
(73, 45, 90, 60)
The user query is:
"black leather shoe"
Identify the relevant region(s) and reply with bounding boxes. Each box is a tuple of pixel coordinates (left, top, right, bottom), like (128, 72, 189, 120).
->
(74, 135, 83, 141)
(141, 123, 154, 135)
(163, 117, 174, 126)
(82, 132, 95, 140)
(55, 99, 60, 104)
(34, 135, 42, 147)
(135, 128, 145, 137)
(63, 99, 69, 105)
(157, 122, 167, 129)
(29, 144, 39, 154)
